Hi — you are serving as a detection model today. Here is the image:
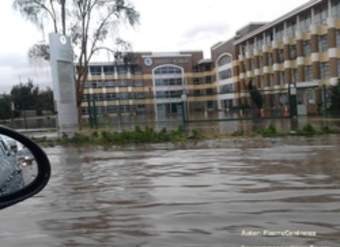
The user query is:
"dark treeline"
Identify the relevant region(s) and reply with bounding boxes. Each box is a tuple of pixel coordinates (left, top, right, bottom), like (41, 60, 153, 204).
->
(0, 79, 54, 119)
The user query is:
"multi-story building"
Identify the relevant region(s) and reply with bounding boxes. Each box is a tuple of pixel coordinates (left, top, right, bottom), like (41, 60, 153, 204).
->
(211, 23, 267, 113)
(82, 0, 340, 121)
(234, 0, 340, 115)
(82, 51, 218, 121)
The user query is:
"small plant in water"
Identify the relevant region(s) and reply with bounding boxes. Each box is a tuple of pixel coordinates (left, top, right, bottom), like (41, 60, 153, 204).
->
(256, 124, 278, 137)
(301, 124, 317, 136)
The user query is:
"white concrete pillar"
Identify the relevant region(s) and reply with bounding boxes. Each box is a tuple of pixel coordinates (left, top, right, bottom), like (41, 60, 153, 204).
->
(328, 0, 332, 17)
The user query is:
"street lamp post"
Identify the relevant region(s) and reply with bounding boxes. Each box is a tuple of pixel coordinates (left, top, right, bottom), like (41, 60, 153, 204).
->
(181, 92, 187, 129)
(87, 94, 94, 128)
(321, 84, 327, 116)
(288, 83, 298, 130)
(288, 83, 297, 118)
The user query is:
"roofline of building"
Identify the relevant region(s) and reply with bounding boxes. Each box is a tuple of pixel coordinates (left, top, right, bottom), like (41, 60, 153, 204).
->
(211, 38, 235, 50)
(198, 58, 212, 64)
(234, 0, 322, 45)
(211, 41, 223, 49)
(141, 51, 203, 58)
(235, 21, 268, 34)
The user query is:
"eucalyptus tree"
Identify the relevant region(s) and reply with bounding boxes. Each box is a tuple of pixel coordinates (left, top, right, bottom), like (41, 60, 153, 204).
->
(13, 0, 139, 122)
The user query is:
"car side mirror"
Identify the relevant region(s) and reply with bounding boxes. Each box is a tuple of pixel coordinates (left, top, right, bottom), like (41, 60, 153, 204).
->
(0, 126, 51, 210)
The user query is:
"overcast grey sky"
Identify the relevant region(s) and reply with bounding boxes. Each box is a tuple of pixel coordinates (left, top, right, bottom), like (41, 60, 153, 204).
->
(0, 0, 307, 93)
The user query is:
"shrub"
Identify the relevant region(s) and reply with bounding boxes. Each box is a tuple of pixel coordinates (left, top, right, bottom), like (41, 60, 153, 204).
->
(301, 124, 317, 136)
(256, 124, 278, 137)
(190, 129, 202, 140)
(231, 130, 244, 137)
(71, 132, 91, 144)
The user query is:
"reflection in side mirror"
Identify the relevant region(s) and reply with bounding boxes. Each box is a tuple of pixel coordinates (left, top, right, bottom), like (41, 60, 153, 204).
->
(0, 127, 51, 210)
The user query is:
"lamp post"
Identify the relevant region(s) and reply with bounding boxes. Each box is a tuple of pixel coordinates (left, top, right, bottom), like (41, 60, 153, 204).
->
(288, 83, 298, 130)
(330, 78, 339, 114)
(321, 84, 327, 116)
(181, 92, 187, 129)
(288, 83, 297, 118)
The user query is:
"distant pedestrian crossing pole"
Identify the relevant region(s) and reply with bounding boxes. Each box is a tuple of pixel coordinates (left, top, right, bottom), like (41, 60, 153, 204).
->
(49, 33, 79, 137)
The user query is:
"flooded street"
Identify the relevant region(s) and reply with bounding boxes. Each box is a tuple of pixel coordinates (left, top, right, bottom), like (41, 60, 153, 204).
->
(1, 136, 340, 247)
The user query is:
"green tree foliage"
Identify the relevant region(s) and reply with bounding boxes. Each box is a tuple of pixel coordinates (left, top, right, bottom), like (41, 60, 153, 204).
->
(13, 0, 140, 123)
(10, 80, 39, 111)
(0, 80, 55, 119)
(0, 95, 12, 120)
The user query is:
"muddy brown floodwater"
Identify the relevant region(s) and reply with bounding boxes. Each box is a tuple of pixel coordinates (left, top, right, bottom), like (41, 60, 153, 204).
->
(1, 136, 340, 247)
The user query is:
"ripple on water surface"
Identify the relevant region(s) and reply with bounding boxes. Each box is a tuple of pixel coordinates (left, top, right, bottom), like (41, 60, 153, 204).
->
(0, 137, 340, 247)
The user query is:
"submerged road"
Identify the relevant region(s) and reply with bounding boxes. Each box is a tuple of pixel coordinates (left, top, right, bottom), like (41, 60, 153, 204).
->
(0, 136, 340, 247)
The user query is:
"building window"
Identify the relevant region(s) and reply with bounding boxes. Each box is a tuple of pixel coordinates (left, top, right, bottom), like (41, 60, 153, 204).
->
(289, 45, 297, 60)
(220, 84, 235, 94)
(268, 53, 273, 65)
(218, 55, 232, 66)
(337, 59, 340, 76)
(131, 66, 142, 75)
(291, 69, 298, 83)
(248, 42, 254, 54)
(154, 66, 182, 75)
(300, 14, 311, 33)
(105, 93, 116, 100)
(336, 30, 340, 47)
(278, 49, 285, 63)
(207, 101, 216, 109)
(318, 35, 328, 52)
(304, 65, 312, 81)
(89, 66, 102, 76)
(136, 105, 146, 113)
(279, 71, 285, 85)
(206, 89, 214, 95)
(258, 56, 264, 67)
(156, 91, 182, 99)
(275, 27, 284, 41)
(303, 40, 311, 56)
(118, 92, 129, 100)
(91, 82, 98, 88)
(314, 5, 328, 25)
(252, 58, 257, 69)
(134, 81, 144, 87)
(332, 0, 340, 18)
(286, 21, 296, 38)
(107, 105, 118, 113)
(103, 65, 115, 75)
(256, 38, 263, 49)
(247, 60, 252, 71)
(84, 81, 91, 88)
(240, 46, 246, 56)
(269, 73, 274, 86)
(320, 63, 330, 79)
(118, 81, 128, 87)
(106, 81, 114, 87)
(219, 69, 232, 80)
(117, 66, 128, 75)
(155, 78, 182, 86)
(265, 32, 274, 45)
(320, 7, 328, 24)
